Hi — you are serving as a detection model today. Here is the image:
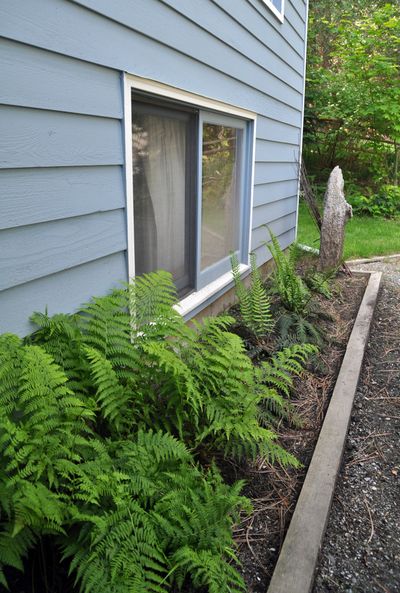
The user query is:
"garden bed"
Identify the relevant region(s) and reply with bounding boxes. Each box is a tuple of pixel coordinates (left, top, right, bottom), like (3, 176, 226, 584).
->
(2, 262, 376, 593)
(226, 271, 369, 593)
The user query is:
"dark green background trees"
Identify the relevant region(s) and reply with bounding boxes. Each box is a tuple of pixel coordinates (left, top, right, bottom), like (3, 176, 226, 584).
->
(304, 1, 400, 211)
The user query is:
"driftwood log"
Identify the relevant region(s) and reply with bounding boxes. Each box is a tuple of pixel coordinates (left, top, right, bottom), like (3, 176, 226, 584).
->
(319, 166, 353, 271)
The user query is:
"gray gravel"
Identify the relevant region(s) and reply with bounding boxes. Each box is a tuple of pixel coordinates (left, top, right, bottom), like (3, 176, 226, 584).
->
(313, 257, 400, 593)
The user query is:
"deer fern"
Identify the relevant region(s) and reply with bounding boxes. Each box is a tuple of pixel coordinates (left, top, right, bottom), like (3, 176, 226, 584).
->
(265, 232, 310, 314)
(231, 252, 274, 338)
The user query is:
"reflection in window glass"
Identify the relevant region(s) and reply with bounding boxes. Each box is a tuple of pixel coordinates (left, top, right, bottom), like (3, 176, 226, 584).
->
(201, 124, 242, 270)
(272, 0, 282, 11)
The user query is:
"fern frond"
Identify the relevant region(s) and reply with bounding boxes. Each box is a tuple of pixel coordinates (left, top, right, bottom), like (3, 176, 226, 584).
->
(265, 231, 310, 314)
(231, 252, 273, 338)
(171, 547, 245, 593)
(277, 313, 322, 347)
(84, 346, 134, 433)
(304, 269, 335, 299)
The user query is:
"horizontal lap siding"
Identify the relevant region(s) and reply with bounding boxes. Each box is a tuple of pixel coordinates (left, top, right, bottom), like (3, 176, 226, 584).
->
(0, 210, 127, 291)
(0, 106, 123, 168)
(0, 38, 122, 117)
(0, 166, 125, 230)
(0, 0, 307, 334)
(0, 253, 127, 336)
(0, 28, 126, 334)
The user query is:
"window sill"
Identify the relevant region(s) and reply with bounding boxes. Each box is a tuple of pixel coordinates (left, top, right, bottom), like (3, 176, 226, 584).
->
(174, 263, 249, 319)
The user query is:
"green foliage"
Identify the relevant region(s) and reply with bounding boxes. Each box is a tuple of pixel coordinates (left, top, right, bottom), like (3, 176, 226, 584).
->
(1, 270, 320, 592)
(30, 272, 296, 463)
(276, 312, 322, 348)
(304, 269, 335, 299)
(265, 232, 311, 315)
(304, 2, 400, 190)
(0, 333, 249, 593)
(231, 252, 274, 339)
(258, 343, 318, 425)
(347, 185, 400, 218)
(263, 233, 321, 345)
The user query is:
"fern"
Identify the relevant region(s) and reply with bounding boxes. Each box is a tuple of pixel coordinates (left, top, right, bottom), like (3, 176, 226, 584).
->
(0, 337, 95, 587)
(28, 311, 92, 397)
(257, 343, 318, 426)
(62, 433, 249, 593)
(304, 269, 335, 299)
(277, 312, 322, 347)
(84, 346, 134, 433)
(265, 231, 310, 314)
(231, 252, 274, 338)
(0, 328, 252, 593)
(2, 270, 321, 592)
(262, 343, 318, 389)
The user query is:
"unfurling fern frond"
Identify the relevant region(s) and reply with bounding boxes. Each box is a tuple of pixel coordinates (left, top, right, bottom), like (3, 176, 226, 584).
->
(231, 252, 274, 338)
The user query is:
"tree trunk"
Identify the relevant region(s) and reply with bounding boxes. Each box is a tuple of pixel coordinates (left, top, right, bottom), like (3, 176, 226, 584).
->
(319, 166, 353, 271)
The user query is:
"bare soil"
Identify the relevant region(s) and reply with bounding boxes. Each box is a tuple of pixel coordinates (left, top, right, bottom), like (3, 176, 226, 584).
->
(228, 272, 368, 592)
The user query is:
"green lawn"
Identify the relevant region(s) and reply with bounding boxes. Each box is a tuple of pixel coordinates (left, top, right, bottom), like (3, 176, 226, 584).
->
(297, 202, 400, 260)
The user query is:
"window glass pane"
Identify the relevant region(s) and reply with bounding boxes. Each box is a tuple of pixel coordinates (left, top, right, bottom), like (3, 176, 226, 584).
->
(201, 123, 242, 271)
(132, 104, 193, 294)
(272, 0, 282, 11)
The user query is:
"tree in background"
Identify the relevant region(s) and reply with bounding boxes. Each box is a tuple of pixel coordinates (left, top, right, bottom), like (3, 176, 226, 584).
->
(304, 1, 400, 206)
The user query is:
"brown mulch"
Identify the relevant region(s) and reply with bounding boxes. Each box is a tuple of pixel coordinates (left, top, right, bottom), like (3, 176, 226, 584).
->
(228, 272, 368, 592)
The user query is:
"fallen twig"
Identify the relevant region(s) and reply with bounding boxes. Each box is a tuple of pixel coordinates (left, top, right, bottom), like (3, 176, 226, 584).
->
(364, 497, 375, 544)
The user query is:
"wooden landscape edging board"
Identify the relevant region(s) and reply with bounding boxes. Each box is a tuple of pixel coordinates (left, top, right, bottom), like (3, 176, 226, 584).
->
(267, 271, 382, 593)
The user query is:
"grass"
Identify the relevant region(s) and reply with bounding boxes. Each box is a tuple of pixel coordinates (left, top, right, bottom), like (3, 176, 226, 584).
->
(297, 201, 400, 260)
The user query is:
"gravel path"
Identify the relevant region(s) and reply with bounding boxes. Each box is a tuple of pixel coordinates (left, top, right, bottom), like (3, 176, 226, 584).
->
(313, 257, 400, 593)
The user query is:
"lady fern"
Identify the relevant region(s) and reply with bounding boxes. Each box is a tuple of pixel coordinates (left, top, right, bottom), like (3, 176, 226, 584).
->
(0, 270, 321, 592)
(257, 343, 318, 426)
(0, 325, 250, 593)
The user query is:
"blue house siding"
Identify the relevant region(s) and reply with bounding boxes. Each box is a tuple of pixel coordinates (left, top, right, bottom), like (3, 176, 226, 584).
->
(0, 0, 308, 335)
(0, 254, 128, 335)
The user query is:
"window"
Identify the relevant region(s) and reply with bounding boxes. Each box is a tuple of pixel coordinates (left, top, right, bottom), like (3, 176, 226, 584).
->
(125, 75, 256, 313)
(263, 0, 285, 22)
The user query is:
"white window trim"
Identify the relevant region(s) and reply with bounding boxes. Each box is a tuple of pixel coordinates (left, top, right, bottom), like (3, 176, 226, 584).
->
(123, 73, 256, 318)
(263, 0, 285, 23)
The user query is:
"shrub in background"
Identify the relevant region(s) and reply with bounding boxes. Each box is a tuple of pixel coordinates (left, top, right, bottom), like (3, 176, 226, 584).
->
(348, 184, 400, 218)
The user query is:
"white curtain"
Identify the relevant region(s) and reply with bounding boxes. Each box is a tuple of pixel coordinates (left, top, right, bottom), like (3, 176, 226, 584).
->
(132, 112, 186, 285)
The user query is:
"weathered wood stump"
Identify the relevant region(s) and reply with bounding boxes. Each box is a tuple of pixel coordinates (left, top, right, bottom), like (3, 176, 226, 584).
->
(319, 166, 353, 271)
